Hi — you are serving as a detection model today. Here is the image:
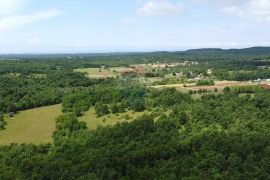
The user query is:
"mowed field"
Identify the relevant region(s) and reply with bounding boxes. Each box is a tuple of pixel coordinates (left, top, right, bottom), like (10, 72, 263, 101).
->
(74, 68, 116, 78)
(0, 105, 62, 145)
(79, 108, 149, 130)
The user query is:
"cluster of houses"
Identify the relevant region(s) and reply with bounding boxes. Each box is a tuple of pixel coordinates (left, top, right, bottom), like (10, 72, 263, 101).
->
(131, 61, 199, 70)
(165, 69, 213, 81)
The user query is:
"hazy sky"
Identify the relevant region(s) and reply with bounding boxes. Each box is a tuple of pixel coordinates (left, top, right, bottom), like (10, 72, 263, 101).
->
(0, 0, 270, 53)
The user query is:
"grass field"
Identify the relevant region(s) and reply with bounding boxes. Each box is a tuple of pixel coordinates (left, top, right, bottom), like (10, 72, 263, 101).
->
(74, 68, 116, 78)
(0, 105, 148, 145)
(79, 108, 149, 130)
(0, 104, 62, 145)
(150, 81, 258, 91)
(110, 67, 135, 73)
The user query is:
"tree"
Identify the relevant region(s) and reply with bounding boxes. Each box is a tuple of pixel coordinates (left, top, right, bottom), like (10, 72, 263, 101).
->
(95, 102, 110, 117)
(0, 112, 5, 130)
(53, 113, 87, 144)
(7, 103, 17, 113)
(129, 99, 145, 112)
(73, 100, 89, 116)
(110, 104, 120, 114)
(223, 86, 231, 94)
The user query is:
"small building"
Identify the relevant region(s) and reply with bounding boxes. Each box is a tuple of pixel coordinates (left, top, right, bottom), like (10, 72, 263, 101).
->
(207, 69, 213, 75)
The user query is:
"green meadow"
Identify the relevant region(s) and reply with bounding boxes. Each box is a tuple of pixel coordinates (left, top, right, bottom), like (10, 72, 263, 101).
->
(78, 108, 149, 130)
(0, 105, 148, 145)
(0, 105, 62, 145)
(74, 68, 116, 78)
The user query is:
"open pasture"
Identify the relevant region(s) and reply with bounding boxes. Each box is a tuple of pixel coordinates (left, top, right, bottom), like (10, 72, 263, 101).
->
(0, 104, 62, 145)
(79, 108, 149, 130)
(150, 81, 258, 91)
(74, 68, 116, 78)
(110, 67, 135, 74)
(0, 105, 148, 145)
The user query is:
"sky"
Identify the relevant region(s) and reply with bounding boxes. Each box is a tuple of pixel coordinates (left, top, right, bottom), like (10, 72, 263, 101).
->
(0, 0, 270, 53)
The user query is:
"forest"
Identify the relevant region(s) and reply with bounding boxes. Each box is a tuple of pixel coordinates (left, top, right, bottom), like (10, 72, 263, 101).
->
(1, 47, 270, 179)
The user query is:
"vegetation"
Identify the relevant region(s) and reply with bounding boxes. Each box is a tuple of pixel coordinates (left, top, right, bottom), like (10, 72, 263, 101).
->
(1, 48, 270, 179)
(0, 105, 62, 145)
(78, 108, 148, 129)
(196, 79, 215, 86)
(0, 70, 100, 114)
(74, 68, 116, 78)
(0, 113, 5, 130)
(1, 89, 270, 179)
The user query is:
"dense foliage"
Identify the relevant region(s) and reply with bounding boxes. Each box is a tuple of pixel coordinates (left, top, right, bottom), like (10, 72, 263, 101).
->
(0, 113, 5, 129)
(0, 68, 102, 113)
(196, 79, 215, 86)
(62, 85, 148, 117)
(1, 89, 270, 179)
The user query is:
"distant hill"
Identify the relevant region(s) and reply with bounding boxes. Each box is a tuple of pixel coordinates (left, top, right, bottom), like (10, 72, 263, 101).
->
(0, 47, 270, 60)
(181, 47, 270, 55)
(227, 47, 270, 55)
(184, 48, 224, 54)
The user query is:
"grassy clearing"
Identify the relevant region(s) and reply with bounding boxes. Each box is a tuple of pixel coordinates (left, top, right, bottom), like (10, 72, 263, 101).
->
(0, 105, 149, 145)
(79, 108, 149, 130)
(74, 68, 116, 78)
(110, 67, 135, 73)
(0, 104, 62, 145)
(150, 81, 258, 91)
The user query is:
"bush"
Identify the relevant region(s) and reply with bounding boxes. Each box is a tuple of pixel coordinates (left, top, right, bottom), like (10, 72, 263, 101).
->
(95, 103, 110, 117)
(110, 104, 120, 114)
(223, 86, 231, 94)
(129, 99, 145, 112)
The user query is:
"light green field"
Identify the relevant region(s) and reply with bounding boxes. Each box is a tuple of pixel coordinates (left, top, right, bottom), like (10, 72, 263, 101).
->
(0, 104, 62, 145)
(74, 68, 116, 78)
(0, 105, 148, 145)
(79, 108, 149, 130)
(109, 67, 135, 73)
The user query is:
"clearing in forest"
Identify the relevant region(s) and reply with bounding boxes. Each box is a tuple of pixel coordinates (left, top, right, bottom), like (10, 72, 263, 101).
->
(74, 68, 116, 78)
(0, 104, 62, 145)
(78, 108, 149, 130)
(150, 81, 258, 91)
(0, 105, 148, 145)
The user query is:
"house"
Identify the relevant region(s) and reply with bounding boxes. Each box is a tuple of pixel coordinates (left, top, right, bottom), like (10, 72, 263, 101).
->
(207, 69, 213, 75)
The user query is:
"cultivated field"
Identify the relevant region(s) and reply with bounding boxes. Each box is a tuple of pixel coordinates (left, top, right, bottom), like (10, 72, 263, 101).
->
(74, 68, 116, 78)
(0, 104, 62, 145)
(79, 108, 149, 130)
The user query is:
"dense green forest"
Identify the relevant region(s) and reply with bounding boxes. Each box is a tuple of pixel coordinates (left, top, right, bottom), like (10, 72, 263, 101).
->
(1, 88, 270, 179)
(0, 71, 103, 113)
(1, 48, 270, 179)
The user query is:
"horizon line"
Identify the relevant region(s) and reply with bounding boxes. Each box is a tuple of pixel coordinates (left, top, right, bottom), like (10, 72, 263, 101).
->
(0, 46, 269, 55)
